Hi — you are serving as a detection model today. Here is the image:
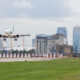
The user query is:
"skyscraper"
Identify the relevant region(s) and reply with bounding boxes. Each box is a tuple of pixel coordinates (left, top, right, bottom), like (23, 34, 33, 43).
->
(73, 27, 80, 53)
(32, 39, 36, 48)
(57, 27, 68, 44)
(0, 38, 3, 50)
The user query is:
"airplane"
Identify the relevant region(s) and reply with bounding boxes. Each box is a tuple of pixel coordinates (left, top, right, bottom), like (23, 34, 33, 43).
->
(0, 26, 30, 38)
(0, 26, 30, 51)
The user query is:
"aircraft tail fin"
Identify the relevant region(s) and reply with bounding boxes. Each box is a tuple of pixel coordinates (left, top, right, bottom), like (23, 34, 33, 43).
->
(12, 25, 14, 33)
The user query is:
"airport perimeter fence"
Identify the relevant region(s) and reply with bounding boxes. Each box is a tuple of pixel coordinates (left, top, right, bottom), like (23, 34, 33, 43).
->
(0, 53, 63, 58)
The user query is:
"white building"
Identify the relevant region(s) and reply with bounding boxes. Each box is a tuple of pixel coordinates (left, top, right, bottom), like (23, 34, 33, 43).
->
(36, 34, 66, 54)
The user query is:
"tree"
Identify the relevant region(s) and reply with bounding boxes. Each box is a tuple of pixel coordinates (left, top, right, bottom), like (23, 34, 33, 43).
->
(12, 50, 19, 53)
(27, 49, 36, 53)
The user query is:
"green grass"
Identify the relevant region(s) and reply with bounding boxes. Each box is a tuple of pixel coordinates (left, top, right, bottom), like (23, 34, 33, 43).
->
(0, 58, 80, 80)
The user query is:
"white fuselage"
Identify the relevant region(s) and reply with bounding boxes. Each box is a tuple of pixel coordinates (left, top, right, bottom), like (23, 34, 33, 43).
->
(5, 29, 13, 36)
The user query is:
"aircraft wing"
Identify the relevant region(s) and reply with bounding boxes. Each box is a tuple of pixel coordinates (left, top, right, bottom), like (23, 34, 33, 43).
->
(19, 34, 30, 37)
(0, 34, 30, 38)
(2, 35, 17, 38)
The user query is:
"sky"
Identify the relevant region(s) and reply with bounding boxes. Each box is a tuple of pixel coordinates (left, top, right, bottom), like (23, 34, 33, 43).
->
(0, 0, 80, 47)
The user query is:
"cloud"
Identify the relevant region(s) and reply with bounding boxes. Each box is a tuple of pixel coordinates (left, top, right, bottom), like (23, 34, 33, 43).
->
(31, 0, 72, 17)
(14, 1, 33, 8)
(0, 0, 80, 46)
(0, 0, 79, 18)
(68, 0, 80, 15)
(0, 0, 73, 18)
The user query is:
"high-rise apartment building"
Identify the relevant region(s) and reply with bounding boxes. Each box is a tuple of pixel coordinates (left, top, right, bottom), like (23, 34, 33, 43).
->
(36, 34, 66, 54)
(36, 34, 48, 54)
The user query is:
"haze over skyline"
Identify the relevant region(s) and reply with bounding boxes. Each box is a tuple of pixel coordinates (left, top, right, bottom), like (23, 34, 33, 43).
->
(0, 0, 80, 46)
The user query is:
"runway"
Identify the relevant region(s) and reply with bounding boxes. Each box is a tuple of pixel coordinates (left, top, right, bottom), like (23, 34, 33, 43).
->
(0, 58, 57, 62)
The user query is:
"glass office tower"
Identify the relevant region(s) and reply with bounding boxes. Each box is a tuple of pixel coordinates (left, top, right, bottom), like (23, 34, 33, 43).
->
(0, 38, 3, 50)
(57, 27, 68, 44)
(73, 27, 80, 53)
